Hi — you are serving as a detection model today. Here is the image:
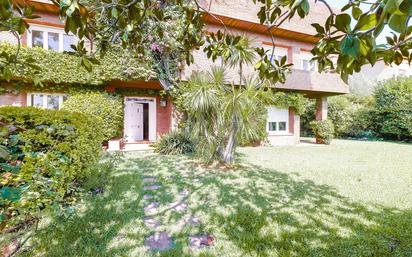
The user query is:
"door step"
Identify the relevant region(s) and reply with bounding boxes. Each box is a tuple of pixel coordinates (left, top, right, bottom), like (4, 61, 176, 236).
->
(123, 143, 154, 152)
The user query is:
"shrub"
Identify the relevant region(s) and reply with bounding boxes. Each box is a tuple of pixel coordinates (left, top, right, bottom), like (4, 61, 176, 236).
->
(61, 91, 123, 141)
(328, 94, 374, 138)
(153, 131, 195, 155)
(0, 106, 104, 229)
(310, 120, 334, 144)
(372, 77, 412, 140)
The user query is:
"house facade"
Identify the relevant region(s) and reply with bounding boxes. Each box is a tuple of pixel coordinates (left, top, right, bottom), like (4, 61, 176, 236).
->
(0, 0, 348, 149)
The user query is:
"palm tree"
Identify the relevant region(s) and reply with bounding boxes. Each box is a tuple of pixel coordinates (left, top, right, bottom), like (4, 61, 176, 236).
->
(181, 69, 271, 164)
(221, 35, 256, 164)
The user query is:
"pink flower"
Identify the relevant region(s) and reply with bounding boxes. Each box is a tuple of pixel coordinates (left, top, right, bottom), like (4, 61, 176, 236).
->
(150, 43, 160, 51)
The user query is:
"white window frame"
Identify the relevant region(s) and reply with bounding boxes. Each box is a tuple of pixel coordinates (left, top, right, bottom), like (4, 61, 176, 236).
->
(263, 45, 288, 65)
(27, 24, 76, 52)
(267, 107, 289, 135)
(300, 51, 316, 71)
(27, 92, 68, 110)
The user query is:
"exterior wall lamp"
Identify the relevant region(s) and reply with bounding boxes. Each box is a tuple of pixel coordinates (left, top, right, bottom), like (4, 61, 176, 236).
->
(160, 98, 167, 107)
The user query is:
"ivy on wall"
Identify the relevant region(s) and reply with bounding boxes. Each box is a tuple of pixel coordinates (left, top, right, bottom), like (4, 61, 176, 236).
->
(0, 43, 157, 86)
(272, 91, 306, 115)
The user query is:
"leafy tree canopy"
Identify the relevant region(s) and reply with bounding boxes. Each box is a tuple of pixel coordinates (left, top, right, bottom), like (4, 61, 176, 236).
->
(1, 0, 412, 85)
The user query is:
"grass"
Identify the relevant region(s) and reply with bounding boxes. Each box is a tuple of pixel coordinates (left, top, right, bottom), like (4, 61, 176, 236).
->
(5, 139, 412, 256)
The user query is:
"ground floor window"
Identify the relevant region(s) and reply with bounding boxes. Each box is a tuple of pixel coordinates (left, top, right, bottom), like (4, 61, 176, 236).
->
(267, 107, 289, 134)
(27, 93, 68, 110)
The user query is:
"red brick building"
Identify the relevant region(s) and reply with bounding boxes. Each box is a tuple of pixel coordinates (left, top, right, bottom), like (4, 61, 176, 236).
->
(0, 0, 348, 148)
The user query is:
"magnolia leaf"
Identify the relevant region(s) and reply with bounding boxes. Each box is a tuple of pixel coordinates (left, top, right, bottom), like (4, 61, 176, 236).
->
(354, 14, 377, 31)
(341, 35, 360, 59)
(301, 0, 310, 15)
(399, 0, 412, 14)
(384, 0, 404, 14)
(335, 13, 351, 32)
(352, 6, 362, 20)
(388, 14, 408, 32)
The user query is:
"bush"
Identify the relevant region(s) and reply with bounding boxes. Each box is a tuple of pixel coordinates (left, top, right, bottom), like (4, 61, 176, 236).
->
(301, 95, 375, 139)
(61, 91, 123, 141)
(153, 131, 195, 155)
(310, 120, 334, 144)
(372, 77, 412, 140)
(328, 95, 374, 138)
(0, 106, 104, 229)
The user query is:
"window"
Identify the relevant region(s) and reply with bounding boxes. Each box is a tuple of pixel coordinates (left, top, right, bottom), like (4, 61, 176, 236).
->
(300, 51, 316, 71)
(27, 24, 75, 52)
(263, 45, 289, 65)
(27, 93, 68, 110)
(267, 107, 289, 134)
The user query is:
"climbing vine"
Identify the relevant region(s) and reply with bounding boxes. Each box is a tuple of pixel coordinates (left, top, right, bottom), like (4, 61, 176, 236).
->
(0, 43, 157, 86)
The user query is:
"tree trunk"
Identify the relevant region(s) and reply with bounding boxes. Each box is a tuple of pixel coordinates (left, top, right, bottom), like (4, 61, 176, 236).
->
(222, 120, 237, 164)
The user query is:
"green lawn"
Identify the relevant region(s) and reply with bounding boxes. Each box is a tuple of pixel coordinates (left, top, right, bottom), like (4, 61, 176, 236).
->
(15, 140, 412, 256)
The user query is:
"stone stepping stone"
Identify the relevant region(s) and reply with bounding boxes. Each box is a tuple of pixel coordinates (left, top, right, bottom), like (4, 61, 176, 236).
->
(144, 232, 173, 251)
(168, 201, 187, 213)
(144, 202, 160, 213)
(143, 177, 156, 183)
(143, 184, 162, 191)
(178, 189, 190, 197)
(184, 216, 202, 226)
(143, 194, 153, 200)
(143, 217, 160, 228)
(189, 234, 214, 249)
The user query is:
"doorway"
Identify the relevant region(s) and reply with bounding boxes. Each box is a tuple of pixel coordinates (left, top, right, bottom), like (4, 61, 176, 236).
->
(124, 97, 157, 142)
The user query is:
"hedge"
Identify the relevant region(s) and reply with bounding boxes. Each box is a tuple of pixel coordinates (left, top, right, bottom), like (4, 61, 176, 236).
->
(373, 77, 412, 140)
(61, 91, 124, 141)
(0, 106, 104, 229)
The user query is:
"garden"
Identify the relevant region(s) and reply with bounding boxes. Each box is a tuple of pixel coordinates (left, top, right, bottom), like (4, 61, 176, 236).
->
(1, 140, 411, 256)
(1, 0, 412, 255)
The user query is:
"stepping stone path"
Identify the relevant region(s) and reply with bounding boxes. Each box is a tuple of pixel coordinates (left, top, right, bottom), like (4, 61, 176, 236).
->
(144, 202, 160, 213)
(189, 234, 214, 249)
(168, 201, 187, 213)
(144, 217, 160, 228)
(143, 194, 153, 200)
(184, 216, 202, 226)
(143, 177, 156, 183)
(142, 173, 213, 252)
(143, 184, 162, 191)
(144, 232, 173, 251)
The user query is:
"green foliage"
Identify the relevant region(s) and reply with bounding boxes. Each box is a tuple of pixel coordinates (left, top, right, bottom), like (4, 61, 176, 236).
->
(0, 106, 104, 228)
(301, 95, 376, 139)
(310, 119, 334, 144)
(152, 131, 195, 155)
(328, 95, 375, 138)
(61, 91, 124, 141)
(372, 77, 412, 140)
(179, 68, 273, 163)
(0, 43, 156, 85)
(272, 92, 306, 115)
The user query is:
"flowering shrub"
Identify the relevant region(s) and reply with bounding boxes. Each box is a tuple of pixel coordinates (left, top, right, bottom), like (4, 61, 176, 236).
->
(0, 107, 104, 230)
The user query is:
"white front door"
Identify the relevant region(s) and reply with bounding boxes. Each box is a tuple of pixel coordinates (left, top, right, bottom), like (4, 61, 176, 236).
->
(125, 102, 144, 141)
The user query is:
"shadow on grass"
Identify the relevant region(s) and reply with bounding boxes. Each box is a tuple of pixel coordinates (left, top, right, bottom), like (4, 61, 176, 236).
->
(22, 153, 412, 257)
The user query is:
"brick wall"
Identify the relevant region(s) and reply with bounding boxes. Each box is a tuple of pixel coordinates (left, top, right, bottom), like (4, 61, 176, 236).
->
(156, 96, 172, 137)
(181, 23, 314, 83)
(0, 92, 27, 107)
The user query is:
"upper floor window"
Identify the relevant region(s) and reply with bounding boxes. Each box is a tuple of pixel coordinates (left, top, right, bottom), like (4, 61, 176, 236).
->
(263, 45, 289, 65)
(27, 93, 68, 110)
(300, 51, 316, 71)
(267, 107, 289, 135)
(27, 24, 75, 52)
